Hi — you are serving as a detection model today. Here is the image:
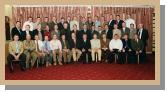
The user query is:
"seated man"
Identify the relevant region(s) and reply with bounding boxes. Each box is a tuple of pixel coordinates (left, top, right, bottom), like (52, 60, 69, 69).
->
(131, 34, 144, 64)
(80, 34, 91, 64)
(69, 32, 82, 63)
(90, 34, 101, 62)
(109, 34, 123, 64)
(121, 34, 133, 63)
(61, 34, 71, 64)
(34, 35, 45, 67)
(100, 33, 110, 63)
(43, 35, 52, 67)
(23, 35, 37, 68)
(50, 34, 63, 65)
(7, 35, 26, 72)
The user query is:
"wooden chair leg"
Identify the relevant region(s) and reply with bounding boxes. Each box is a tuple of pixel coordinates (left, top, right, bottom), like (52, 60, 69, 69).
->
(36, 58, 39, 68)
(115, 54, 117, 63)
(86, 53, 88, 63)
(126, 54, 128, 64)
(95, 53, 97, 62)
(137, 54, 140, 64)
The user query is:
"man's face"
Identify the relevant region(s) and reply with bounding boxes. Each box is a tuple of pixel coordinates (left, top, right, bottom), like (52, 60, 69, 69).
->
(25, 25, 30, 31)
(61, 18, 65, 23)
(64, 23, 68, 29)
(67, 17, 71, 21)
(73, 25, 77, 30)
(73, 16, 77, 20)
(54, 25, 58, 30)
(83, 35, 87, 40)
(44, 18, 48, 22)
(92, 26, 95, 30)
(16, 22, 21, 28)
(37, 18, 41, 22)
(53, 35, 57, 40)
(134, 35, 138, 39)
(110, 15, 113, 19)
(122, 23, 126, 27)
(105, 25, 108, 30)
(130, 24, 134, 28)
(124, 35, 128, 39)
(93, 35, 97, 39)
(28, 18, 33, 22)
(114, 25, 118, 29)
(116, 16, 120, 20)
(98, 26, 102, 31)
(114, 35, 118, 40)
(83, 25, 87, 30)
(14, 36, 19, 41)
(138, 24, 143, 29)
(62, 35, 65, 40)
(52, 17, 56, 21)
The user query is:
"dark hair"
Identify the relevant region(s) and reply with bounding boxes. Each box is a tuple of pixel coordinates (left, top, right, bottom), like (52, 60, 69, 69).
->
(116, 15, 120, 17)
(37, 17, 40, 19)
(16, 21, 21, 24)
(26, 25, 30, 28)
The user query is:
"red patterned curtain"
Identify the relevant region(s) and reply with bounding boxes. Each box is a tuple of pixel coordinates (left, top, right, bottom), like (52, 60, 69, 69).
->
(12, 5, 154, 52)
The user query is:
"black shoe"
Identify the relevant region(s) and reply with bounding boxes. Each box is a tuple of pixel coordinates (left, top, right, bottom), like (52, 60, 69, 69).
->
(21, 67, 26, 71)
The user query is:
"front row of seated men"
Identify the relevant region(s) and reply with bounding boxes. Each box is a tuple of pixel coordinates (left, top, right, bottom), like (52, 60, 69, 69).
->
(7, 33, 144, 73)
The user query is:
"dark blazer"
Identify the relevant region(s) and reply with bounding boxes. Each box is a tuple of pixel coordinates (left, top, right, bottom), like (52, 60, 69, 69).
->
(86, 21, 94, 30)
(116, 20, 124, 29)
(60, 29, 71, 40)
(137, 28, 149, 46)
(48, 21, 57, 31)
(33, 29, 45, 41)
(70, 30, 80, 40)
(131, 39, 144, 51)
(108, 20, 116, 30)
(61, 40, 70, 49)
(58, 22, 64, 31)
(21, 30, 34, 41)
(69, 39, 81, 50)
(80, 39, 91, 51)
(79, 30, 92, 40)
(100, 39, 110, 49)
(90, 30, 99, 39)
(11, 27, 23, 41)
(121, 27, 130, 37)
(101, 29, 113, 40)
(122, 39, 132, 50)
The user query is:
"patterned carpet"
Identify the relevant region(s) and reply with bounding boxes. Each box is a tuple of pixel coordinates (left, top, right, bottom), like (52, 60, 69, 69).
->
(5, 54, 155, 80)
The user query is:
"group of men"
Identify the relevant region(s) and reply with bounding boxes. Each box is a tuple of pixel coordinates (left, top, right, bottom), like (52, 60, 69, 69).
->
(7, 14, 149, 73)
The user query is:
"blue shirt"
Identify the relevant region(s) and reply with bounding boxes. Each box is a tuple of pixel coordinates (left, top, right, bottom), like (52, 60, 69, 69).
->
(43, 41, 52, 51)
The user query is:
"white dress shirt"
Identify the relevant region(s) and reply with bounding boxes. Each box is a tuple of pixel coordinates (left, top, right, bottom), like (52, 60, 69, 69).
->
(125, 18, 136, 28)
(109, 39, 123, 51)
(22, 21, 34, 31)
(139, 28, 143, 39)
(90, 39, 101, 49)
(50, 39, 62, 51)
(35, 40, 44, 51)
(70, 20, 79, 30)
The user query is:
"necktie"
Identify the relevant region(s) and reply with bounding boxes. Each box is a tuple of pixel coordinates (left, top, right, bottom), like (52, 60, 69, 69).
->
(38, 31, 42, 41)
(45, 42, 48, 51)
(16, 42, 19, 53)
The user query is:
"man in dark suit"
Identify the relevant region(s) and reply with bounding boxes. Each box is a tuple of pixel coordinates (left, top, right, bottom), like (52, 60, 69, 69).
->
(121, 22, 130, 38)
(101, 24, 113, 40)
(58, 17, 65, 31)
(79, 24, 92, 40)
(115, 15, 124, 29)
(121, 34, 133, 63)
(60, 22, 71, 40)
(90, 25, 99, 39)
(131, 34, 144, 64)
(11, 21, 24, 41)
(108, 14, 116, 30)
(33, 24, 44, 41)
(22, 25, 34, 40)
(80, 34, 91, 64)
(137, 23, 149, 62)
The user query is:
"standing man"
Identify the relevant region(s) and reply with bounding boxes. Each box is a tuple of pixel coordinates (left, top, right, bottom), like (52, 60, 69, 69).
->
(79, 24, 91, 40)
(121, 22, 130, 38)
(41, 17, 49, 30)
(61, 22, 71, 40)
(58, 17, 65, 31)
(137, 23, 149, 62)
(7, 35, 26, 72)
(49, 16, 57, 31)
(22, 25, 34, 40)
(94, 16, 101, 30)
(23, 35, 37, 68)
(11, 21, 23, 41)
(22, 17, 34, 32)
(108, 14, 116, 30)
(129, 23, 137, 39)
(33, 17, 41, 30)
(70, 16, 79, 30)
(125, 14, 136, 28)
(33, 24, 44, 41)
(50, 34, 63, 65)
(115, 15, 124, 29)
(101, 24, 113, 40)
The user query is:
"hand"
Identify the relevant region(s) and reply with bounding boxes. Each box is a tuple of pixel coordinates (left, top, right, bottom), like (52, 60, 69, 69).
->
(88, 49, 91, 52)
(139, 50, 142, 53)
(122, 49, 125, 52)
(129, 49, 131, 51)
(110, 49, 113, 52)
(15, 55, 20, 60)
(82, 49, 85, 52)
(136, 51, 139, 54)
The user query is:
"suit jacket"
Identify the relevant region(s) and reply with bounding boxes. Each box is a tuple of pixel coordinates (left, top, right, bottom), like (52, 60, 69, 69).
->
(79, 30, 92, 40)
(121, 27, 130, 37)
(9, 41, 24, 55)
(137, 28, 149, 46)
(70, 30, 80, 40)
(58, 22, 64, 31)
(116, 20, 124, 29)
(41, 22, 49, 30)
(69, 38, 81, 50)
(122, 39, 132, 50)
(131, 39, 144, 51)
(48, 21, 57, 31)
(86, 21, 94, 30)
(11, 27, 23, 41)
(100, 38, 110, 49)
(108, 20, 116, 30)
(60, 29, 71, 40)
(61, 40, 70, 49)
(80, 39, 91, 51)
(22, 30, 34, 41)
(23, 40, 36, 53)
(33, 29, 45, 41)
(101, 29, 113, 40)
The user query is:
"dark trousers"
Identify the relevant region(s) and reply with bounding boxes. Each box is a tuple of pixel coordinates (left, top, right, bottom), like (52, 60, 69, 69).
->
(122, 51, 134, 63)
(108, 49, 123, 64)
(129, 51, 145, 64)
(101, 49, 110, 61)
(81, 51, 91, 64)
(7, 53, 26, 71)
